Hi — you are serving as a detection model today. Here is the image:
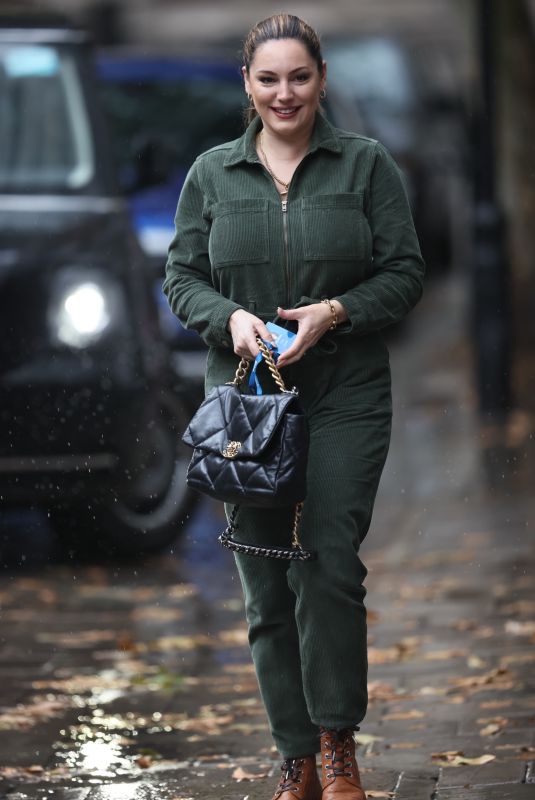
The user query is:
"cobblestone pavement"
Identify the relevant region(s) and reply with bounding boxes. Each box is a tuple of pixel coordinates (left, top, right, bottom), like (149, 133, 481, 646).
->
(0, 272, 534, 799)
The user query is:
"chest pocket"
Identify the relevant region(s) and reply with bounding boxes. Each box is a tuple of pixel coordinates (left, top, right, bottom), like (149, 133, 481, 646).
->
(209, 198, 270, 268)
(301, 193, 370, 262)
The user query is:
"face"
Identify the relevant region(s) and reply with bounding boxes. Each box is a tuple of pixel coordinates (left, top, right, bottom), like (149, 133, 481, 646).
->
(243, 38, 326, 139)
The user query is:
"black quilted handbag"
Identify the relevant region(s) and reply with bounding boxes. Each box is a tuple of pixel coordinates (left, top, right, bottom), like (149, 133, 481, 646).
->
(182, 339, 316, 560)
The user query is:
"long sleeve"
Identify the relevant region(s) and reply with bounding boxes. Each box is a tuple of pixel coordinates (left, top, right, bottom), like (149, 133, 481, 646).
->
(333, 141, 425, 334)
(162, 160, 244, 349)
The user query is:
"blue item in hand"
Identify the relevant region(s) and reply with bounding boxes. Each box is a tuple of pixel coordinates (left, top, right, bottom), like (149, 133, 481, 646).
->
(248, 322, 297, 395)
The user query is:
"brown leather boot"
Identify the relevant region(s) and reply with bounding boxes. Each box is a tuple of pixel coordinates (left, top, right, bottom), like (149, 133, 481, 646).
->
(320, 728, 366, 799)
(271, 755, 322, 800)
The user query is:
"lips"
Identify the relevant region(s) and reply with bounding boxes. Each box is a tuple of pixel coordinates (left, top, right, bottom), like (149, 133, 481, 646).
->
(271, 106, 300, 118)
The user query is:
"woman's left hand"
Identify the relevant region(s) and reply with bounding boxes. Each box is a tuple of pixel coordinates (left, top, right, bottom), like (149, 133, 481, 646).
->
(275, 301, 346, 368)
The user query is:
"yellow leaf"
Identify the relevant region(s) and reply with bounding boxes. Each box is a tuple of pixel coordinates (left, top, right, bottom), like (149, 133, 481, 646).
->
(468, 656, 487, 669)
(368, 792, 395, 798)
(479, 700, 512, 709)
(382, 709, 425, 721)
(505, 620, 535, 636)
(455, 754, 496, 766)
(423, 649, 467, 661)
(479, 724, 502, 737)
(355, 733, 384, 746)
(390, 741, 422, 749)
(232, 766, 269, 781)
(431, 750, 496, 767)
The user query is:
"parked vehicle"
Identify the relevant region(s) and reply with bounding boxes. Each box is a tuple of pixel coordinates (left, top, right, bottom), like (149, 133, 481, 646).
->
(0, 12, 194, 555)
(96, 51, 246, 377)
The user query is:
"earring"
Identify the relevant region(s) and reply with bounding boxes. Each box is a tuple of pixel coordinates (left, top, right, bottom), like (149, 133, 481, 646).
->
(320, 88, 327, 100)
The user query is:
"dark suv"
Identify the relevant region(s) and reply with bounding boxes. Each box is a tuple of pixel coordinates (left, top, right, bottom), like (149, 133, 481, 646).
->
(0, 13, 193, 555)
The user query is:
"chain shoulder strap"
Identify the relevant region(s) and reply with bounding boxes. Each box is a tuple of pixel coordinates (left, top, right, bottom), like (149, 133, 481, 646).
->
(219, 502, 316, 561)
(231, 337, 287, 392)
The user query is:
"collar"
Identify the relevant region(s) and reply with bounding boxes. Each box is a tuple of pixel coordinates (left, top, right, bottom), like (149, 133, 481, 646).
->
(223, 112, 342, 167)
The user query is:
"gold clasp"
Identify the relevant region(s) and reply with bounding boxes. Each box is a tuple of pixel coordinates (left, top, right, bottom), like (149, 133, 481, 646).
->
(221, 440, 242, 459)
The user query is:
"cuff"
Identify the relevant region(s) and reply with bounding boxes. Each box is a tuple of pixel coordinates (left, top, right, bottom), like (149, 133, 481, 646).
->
(210, 300, 245, 349)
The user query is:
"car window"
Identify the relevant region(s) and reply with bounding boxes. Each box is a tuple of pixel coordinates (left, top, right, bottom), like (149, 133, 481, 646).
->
(97, 62, 245, 191)
(0, 44, 95, 192)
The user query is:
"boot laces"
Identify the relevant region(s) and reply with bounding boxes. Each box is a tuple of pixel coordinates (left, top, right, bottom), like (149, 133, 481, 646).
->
(322, 727, 358, 780)
(276, 758, 304, 794)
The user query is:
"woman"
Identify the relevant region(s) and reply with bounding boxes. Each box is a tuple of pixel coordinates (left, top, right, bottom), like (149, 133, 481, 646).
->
(164, 14, 424, 800)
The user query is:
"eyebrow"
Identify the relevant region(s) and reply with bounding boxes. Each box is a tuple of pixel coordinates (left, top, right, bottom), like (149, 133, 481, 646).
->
(255, 66, 311, 75)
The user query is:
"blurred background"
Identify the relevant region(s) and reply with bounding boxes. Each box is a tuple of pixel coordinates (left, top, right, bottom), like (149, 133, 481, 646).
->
(0, 0, 534, 552)
(0, 0, 534, 792)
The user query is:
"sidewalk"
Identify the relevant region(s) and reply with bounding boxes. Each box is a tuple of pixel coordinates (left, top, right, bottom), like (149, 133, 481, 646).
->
(0, 272, 534, 799)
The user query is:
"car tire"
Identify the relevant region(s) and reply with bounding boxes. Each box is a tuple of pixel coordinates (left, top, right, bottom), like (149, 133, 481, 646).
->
(50, 388, 196, 558)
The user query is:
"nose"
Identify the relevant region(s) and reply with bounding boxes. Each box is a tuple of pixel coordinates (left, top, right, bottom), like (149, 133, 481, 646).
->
(277, 80, 293, 102)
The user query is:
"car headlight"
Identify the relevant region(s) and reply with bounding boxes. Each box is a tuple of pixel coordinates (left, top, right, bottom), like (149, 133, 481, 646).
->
(49, 271, 121, 348)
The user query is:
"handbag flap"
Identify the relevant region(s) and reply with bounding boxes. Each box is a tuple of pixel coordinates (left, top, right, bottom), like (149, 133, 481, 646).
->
(182, 384, 298, 458)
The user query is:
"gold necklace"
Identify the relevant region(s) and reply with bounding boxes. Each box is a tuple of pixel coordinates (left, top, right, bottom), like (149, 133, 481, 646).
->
(258, 131, 290, 194)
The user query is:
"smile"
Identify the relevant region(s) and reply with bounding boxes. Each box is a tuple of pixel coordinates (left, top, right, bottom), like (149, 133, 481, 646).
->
(271, 107, 300, 118)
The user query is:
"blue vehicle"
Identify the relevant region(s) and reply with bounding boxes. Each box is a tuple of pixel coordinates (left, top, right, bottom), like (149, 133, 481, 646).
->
(96, 51, 246, 362)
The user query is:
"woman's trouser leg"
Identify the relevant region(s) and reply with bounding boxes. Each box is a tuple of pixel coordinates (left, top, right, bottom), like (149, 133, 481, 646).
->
(232, 401, 391, 755)
(232, 504, 321, 758)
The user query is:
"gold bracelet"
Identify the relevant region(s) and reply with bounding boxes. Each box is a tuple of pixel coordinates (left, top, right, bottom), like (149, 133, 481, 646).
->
(322, 298, 338, 330)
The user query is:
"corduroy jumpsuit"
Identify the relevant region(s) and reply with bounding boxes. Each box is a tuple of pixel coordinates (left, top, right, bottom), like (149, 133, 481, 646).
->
(163, 113, 425, 758)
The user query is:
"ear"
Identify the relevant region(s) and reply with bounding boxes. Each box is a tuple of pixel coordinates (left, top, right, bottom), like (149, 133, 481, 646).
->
(320, 60, 327, 90)
(242, 65, 251, 96)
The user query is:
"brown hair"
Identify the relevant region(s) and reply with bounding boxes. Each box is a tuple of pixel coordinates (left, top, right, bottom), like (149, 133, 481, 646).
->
(242, 14, 324, 125)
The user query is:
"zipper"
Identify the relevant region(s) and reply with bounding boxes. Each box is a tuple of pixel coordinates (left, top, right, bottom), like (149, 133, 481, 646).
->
(281, 198, 290, 307)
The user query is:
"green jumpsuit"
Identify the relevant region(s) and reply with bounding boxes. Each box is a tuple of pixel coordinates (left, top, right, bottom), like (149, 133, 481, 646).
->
(163, 113, 425, 758)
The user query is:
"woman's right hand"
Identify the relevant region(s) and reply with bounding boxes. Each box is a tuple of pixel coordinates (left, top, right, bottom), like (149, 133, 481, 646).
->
(228, 309, 275, 360)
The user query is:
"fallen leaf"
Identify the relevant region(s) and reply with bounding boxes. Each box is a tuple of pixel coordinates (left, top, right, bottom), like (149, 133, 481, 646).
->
(477, 715, 508, 726)
(389, 741, 422, 749)
(468, 656, 487, 669)
(135, 755, 154, 768)
(479, 723, 503, 736)
(368, 682, 405, 702)
(446, 695, 466, 705)
(479, 700, 512, 709)
(368, 638, 420, 664)
(355, 733, 384, 746)
(219, 628, 250, 646)
(500, 652, 535, 667)
(130, 607, 184, 622)
(37, 629, 118, 647)
(431, 750, 496, 767)
(448, 667, 516, 693)
(150, 634, 213, 651)
(367, 792, 395, 798)
(423, 649, 467, 661)
(382, 709, 425, 721)
(224, 664, 255, 675)
(500, 600, 535, 616)
(0, 698, 71, 731)
(505, 620, 535, 636)
(417, 686, 448, 697)
(474, 626, 495, 638)
(232, 766, 269, 781)
(451, 619, 479, 631)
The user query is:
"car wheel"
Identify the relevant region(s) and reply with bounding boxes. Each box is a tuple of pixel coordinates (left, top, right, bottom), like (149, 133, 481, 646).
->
(50, 388, 196, 558)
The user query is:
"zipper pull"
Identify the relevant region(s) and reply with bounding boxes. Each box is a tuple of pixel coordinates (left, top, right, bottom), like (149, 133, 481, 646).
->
(281, 199, 288, 212)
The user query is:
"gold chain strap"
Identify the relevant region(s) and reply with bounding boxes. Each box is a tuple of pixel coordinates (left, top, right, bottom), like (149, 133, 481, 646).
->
(231, 337, 287, 392)
(229, 342, 305, 554)
(291, 502, 304, 548)
(232, 357, 249, 386)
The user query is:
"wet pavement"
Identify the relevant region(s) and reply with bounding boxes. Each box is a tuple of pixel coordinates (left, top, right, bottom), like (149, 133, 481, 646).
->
(0, 272, 534, 799)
